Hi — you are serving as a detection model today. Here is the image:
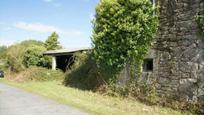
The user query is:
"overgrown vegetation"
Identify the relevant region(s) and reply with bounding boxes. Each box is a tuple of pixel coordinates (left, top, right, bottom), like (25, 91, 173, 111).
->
(197, 6, 204, 39)
(0, 46, 8, 71)
(64, 52, 158, 104)
(6, 66, 64, 82)
(4, 32, 62, 73)
(23, 45, 51, 68)
(5, 40, 45, 72)
(64, 0, 161, 111)
(0, 45, 7, 59)
(64, 52, 110, 90)
(64, 1, 202, 114)
(1, 32, 62, 82)
(92, 0, 159, 78)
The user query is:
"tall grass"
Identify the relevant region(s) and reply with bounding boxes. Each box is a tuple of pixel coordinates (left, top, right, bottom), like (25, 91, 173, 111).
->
(0, 79, 184, 115)
(6, 66, 64, 82)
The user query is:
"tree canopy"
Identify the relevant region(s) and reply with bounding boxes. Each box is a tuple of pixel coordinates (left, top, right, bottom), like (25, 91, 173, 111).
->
(45, 32, 62, 50)
(5, 40, 51, 72)
(23, 45, 51, 68)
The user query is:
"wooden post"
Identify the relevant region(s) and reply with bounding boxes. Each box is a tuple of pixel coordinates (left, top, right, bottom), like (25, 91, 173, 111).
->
(52, 56, 56, 70)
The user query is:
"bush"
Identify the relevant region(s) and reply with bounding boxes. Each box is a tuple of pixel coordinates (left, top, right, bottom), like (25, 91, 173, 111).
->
(5, 40, 51, 72)
(64, 52, 113, 90)
(23, 46, 51, 68)
(7, 66, 64, 82)
(0, 45, 7, 59)
(6, 44, 27, 72)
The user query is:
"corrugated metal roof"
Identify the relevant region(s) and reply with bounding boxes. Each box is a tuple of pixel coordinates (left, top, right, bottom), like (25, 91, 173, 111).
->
(43, 47, 93, 55)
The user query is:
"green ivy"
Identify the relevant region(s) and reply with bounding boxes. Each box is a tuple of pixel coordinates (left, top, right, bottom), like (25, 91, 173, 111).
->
(92, 0, 159, 78)
(197, 7, 204, 38)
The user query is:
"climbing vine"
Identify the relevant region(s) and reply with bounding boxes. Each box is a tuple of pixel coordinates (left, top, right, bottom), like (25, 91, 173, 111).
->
(92, 0, 159, 78)
(197, 6, 204, 38)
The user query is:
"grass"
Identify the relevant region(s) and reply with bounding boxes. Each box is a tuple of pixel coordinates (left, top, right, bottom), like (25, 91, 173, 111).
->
(0, 78, 184, 115)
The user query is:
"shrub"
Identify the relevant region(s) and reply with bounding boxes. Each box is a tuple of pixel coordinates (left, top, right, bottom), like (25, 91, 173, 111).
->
(7, 66, 64, 82)
(0, 45, 7, 59)
(23, 46, 51, 68)
(6, 43, 27, 72)
(64, 52, 113, 90)
(5, 40, 51, 72)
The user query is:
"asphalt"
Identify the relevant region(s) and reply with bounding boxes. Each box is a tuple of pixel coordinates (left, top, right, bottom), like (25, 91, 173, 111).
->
(0, 83, 90, 115)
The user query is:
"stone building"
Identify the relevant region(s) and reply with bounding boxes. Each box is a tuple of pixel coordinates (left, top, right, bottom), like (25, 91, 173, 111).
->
(119, 0, 204, 105)
(150, 0, 204, 104)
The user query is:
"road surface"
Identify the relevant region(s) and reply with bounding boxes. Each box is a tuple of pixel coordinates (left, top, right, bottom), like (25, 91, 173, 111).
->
(0, 83, 90, 115)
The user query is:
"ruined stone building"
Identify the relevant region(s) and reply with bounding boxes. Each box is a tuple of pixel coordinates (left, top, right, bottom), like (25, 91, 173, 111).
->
(119, 0, 204, 105)
(148, 0, 204, 103)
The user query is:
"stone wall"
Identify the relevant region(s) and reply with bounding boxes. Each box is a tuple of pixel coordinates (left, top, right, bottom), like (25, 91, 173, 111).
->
(117, 0, 204, 105)
(153, 0, 204, 104)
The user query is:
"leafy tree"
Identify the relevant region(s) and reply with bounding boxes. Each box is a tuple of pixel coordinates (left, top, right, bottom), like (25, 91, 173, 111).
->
(5, 40, 51, 72)
(23, 46, 51, 68)
(45, 32, 62, 50)
(92, 0, 158, 77)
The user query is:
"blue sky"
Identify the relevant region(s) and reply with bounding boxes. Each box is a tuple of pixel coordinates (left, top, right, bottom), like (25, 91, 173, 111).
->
(0, 0, 99, 48)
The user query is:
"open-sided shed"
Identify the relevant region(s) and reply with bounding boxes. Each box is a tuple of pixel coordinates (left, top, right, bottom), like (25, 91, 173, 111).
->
(44, 47, 92, 71)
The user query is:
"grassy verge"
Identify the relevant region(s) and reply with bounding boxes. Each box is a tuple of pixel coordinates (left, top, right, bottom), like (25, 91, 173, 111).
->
(0, 78, 184, 115)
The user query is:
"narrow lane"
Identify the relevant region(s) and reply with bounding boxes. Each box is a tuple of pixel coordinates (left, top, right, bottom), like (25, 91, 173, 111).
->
(0, 83, 90, 115)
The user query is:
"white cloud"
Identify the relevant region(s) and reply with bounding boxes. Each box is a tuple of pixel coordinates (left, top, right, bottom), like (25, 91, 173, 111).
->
(14, 22, 64, 33)
(14, 21, 84, 37)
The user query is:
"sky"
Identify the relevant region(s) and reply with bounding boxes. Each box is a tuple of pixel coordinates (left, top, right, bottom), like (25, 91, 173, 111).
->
(0, 0, 99, 48)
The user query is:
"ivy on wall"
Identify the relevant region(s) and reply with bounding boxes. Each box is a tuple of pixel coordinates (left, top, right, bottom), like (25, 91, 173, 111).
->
(198, 7, 204, 38)
(92, 0, 159, 78)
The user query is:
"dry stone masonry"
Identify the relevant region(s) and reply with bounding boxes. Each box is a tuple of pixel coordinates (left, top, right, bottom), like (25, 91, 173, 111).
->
(153, 0, 204, 104)
(117, 0, 204, 106)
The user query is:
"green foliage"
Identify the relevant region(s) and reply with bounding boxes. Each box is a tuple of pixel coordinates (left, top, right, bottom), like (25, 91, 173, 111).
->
(197, 6, 204, 39)
(0, 46, 8, 70)
(92, 0, 159, 77)
(23, 46, 51, 68)
(21, 40, 44, 46)
(0, 45, 7, 59)
(64, 52, 112, 90)
(99, 80, 158, 105)
(6, 42, 32, 72)
(5, 40, 51, 72)
(45, 32, 62, 50)
(8, 66, 64, 82)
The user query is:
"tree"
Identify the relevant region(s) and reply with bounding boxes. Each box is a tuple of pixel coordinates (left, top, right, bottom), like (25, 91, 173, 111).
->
(6, 41, 43, 72)
(92, 0, 158, 76)
(45, 32, 62, 50)
(23, 46, 51, 68)
(5, 40, 51, 72)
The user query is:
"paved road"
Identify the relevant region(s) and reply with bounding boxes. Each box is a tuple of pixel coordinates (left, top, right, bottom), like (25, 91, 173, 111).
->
(0, 83, 90, 115)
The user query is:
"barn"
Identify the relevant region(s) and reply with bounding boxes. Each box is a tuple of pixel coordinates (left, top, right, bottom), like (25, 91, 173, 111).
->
(44, 47, 92, 71)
